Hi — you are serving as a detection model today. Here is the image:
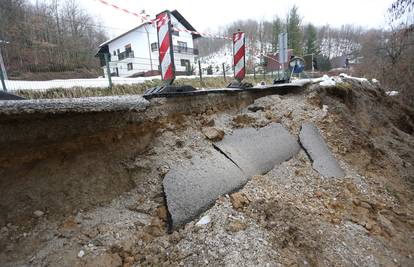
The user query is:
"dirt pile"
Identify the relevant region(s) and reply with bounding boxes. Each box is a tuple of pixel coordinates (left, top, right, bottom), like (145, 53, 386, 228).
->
(1, 78, 413, 266)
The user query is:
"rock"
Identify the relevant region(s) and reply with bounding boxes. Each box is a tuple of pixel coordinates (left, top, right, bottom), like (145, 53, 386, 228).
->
(226, 220, 248, 232)
(248, 105, 265, 112)
(124, 256, 135, 266)
(203, 118, 215, 126)
(156, 206, 168, 222)
(331, 218, 341, 224)
(157, 165, 170, 177)
(196, 215, 211, 226)
(33, 210, 44, 217)
(145, 217, 165, 237)
(232, 114, 256, 127)
(265, 110, 275, 120)
(230, 192, 250, 210)
(364, 221, 374, 231)
(378, 214, 395, 236)
(202, 127, 225, 141)
(314, 191, 323, 198)
(78, 250, 85, 258)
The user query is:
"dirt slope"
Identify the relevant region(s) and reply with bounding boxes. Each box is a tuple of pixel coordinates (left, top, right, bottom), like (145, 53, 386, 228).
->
(1, 78, 413, 266)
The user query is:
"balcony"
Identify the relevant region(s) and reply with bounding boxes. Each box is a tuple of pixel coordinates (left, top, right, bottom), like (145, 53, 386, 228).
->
(173, 46, 199, 55)
(118, 51, 134, 60)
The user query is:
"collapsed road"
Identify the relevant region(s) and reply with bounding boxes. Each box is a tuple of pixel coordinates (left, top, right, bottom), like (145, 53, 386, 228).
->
(164, 123, 300, 229)
(1, 78, 413, 266)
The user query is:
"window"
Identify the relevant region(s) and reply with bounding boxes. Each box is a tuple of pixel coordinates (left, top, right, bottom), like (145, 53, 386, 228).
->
(125, 44, 132, 53)
(113, 50, 116, 56)
(181, 59, 190, 67)
(151, 42, 158, 52)
(127, 63, 133, 71)
(173, 30, 179, 36)
(177, 41, 187, 53)
(117, 49, 120, 55)
(177, 41, 187, 48)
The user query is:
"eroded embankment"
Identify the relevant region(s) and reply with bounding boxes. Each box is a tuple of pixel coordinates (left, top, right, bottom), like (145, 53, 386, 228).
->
(0, 89, 298, 230)
(1, 79, 414, 267)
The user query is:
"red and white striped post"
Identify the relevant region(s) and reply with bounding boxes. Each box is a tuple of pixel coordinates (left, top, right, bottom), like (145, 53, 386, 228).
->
(233, 31, 245, 82)
(156, 11, 175, 84)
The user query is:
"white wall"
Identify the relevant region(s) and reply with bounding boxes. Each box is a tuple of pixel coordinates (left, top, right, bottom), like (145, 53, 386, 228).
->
(103, 13, 197, 77)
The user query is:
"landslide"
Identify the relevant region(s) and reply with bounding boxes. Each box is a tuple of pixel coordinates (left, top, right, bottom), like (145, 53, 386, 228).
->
(1, 78, 413, 267)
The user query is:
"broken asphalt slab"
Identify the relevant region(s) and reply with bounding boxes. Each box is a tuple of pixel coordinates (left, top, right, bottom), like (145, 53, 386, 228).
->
(163, 149, 247, 230)
(214, 123, 301, 176)
(299, 122, 345, 178)
(164, 123, 300, 229)
(0, 95, 149, 115)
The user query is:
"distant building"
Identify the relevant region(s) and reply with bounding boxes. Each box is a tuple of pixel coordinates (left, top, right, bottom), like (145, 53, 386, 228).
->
(330, 55, 347, 69)
(264, 50, 293, 72)
(96, 10, 201, 77)
(330, 55, 362, 70)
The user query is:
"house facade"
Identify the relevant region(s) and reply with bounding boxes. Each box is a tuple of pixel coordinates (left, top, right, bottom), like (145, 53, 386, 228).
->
(264, 50, 293, 72)
(96, 10, 200, 77)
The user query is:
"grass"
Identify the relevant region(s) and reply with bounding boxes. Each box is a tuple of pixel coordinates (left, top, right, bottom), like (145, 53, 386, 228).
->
(13, 76, 276, 99)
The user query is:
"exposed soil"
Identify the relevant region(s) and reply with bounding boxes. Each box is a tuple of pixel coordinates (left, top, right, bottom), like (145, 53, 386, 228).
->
(0, 78, 413, 266)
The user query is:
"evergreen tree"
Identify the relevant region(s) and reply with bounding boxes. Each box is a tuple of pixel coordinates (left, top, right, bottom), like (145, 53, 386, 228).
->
(272, 17, 283, 52)
(304, 23, 318, 55)
(286, 5, 303, 55)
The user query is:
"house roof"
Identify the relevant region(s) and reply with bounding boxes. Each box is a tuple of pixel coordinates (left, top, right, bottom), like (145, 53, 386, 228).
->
(96, 9, 200, 55)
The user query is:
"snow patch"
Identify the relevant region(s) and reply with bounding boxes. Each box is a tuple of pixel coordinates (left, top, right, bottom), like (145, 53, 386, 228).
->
(319, 75, 341, 87)
(386, 91, 399, 96)
(339, 73, 368, 82)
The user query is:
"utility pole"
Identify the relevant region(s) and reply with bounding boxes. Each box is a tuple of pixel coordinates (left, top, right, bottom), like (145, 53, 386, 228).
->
(104, 53, 113, 89)
(144, 24, 154, 72)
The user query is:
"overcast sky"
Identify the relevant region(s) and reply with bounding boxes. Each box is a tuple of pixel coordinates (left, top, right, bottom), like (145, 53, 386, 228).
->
(83, 0, 395, 38)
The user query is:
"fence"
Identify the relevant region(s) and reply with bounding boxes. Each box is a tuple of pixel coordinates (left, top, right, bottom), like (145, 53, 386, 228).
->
(0, 53, 317, 93)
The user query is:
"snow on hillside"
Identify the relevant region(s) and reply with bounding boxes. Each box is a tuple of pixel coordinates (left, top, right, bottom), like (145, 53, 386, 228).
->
(198, 45, 233, 75)
(197, 40, 269, 75)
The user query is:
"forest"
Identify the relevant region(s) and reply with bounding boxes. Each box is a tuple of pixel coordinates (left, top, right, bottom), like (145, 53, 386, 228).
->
(0, 0, 107, 78)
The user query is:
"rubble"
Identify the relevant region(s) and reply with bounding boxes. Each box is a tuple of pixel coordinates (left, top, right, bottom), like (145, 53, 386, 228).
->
(0, 77, 413, 266)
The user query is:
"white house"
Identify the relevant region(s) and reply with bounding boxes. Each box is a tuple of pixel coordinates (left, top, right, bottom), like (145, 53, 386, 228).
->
(96, 10, 201, 78)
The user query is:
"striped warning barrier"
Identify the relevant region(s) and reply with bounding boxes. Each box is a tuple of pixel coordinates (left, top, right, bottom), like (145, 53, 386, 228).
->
(233, 31, 246, 82)
(156, 11, 175, 83)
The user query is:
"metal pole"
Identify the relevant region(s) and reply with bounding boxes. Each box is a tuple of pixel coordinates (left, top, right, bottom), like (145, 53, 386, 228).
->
(0, 46, 6, 91)
(0, 47, 8, 80)
(198, 60, 202, 83)
(222, 63, 226, 81)
(104, 53, 112, 89)
(0, 65, 6, 92)
(253, 66, 256, 80)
